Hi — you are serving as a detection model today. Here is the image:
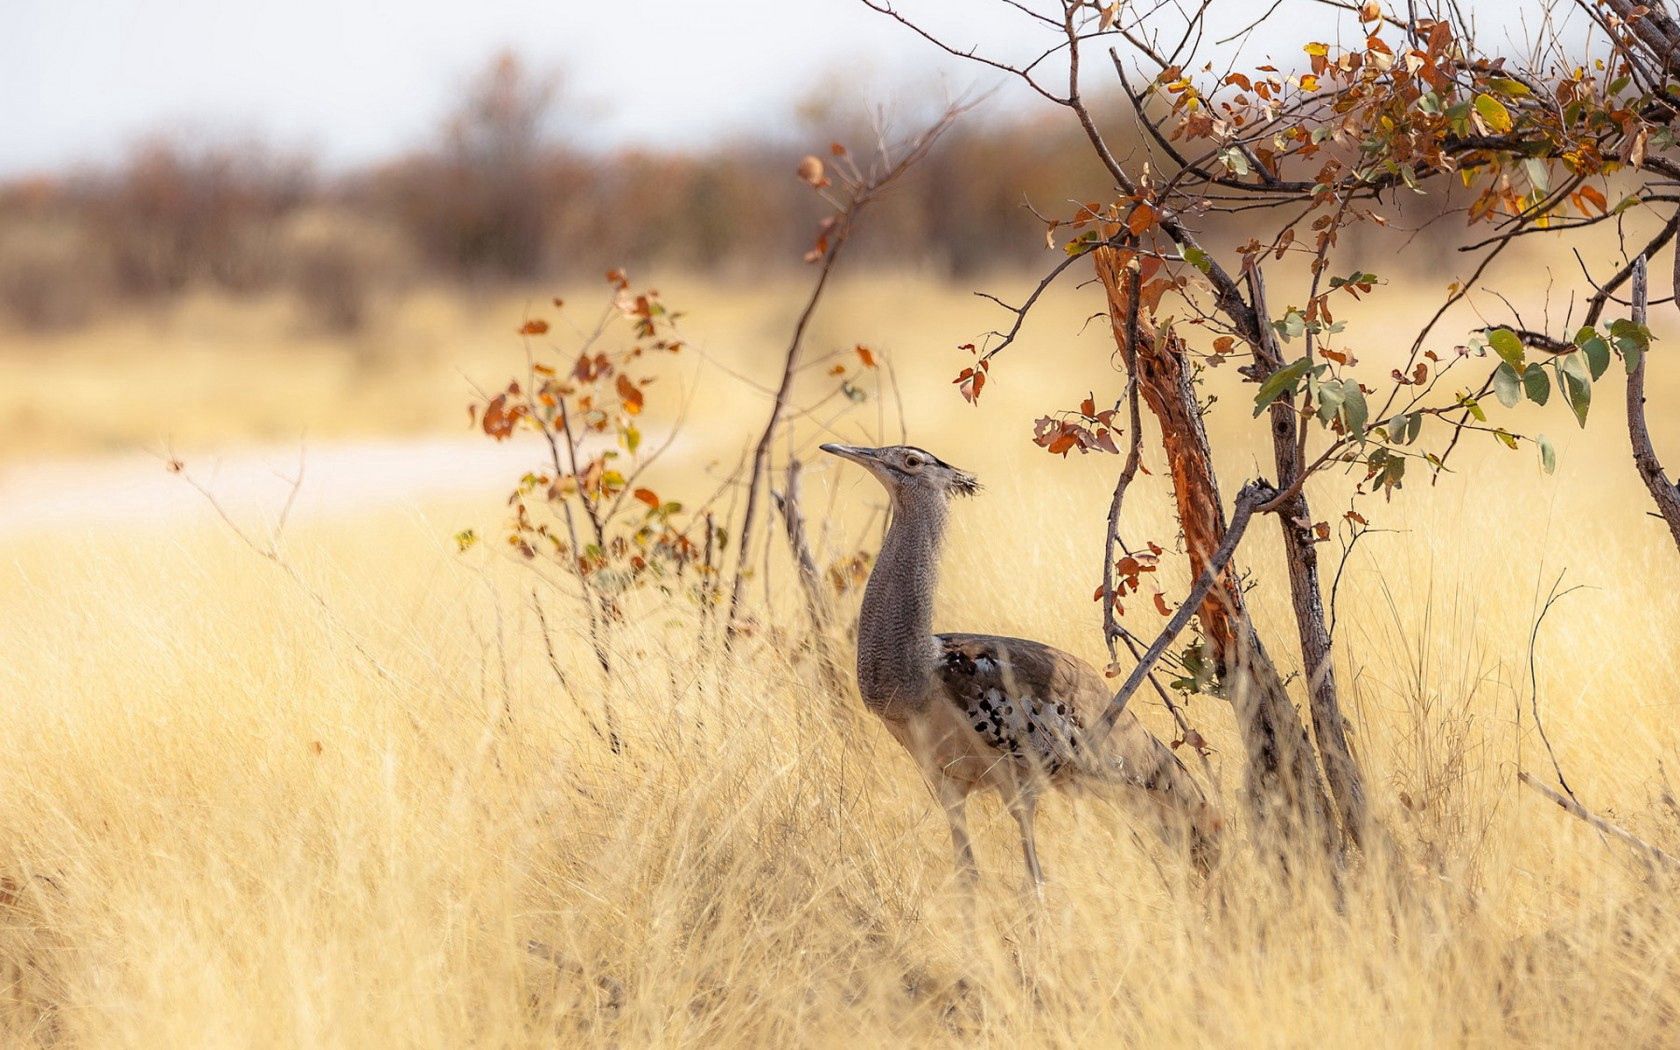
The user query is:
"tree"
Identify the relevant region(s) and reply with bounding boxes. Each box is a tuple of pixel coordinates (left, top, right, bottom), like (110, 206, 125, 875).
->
(860, 0, 1676, 858)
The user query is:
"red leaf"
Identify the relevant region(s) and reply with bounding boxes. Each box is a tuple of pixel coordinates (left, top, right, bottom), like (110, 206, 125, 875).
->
(1153, 592, 1172, 616)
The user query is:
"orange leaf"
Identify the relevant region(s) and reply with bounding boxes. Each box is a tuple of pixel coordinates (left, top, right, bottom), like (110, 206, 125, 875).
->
(633, 488, 660, 509)
(519, 319, 549, 336)
(855, 345, 877, 368)
(1127, 203, 1158, 236)
(616, 374, 645, 415)
(1153, 592, 1172, 616)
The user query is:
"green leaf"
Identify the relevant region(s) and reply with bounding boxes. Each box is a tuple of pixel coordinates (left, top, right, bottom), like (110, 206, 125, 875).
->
(1386, 412, 1421, 446)
(1492, 361, 1522, 408)
(1521, 364, 1551, 405)
(1273, 309, 1308, 343)
(1182, 245, 1213, 274)
(1575, 328, 1611, 380)
(1475, 93, 1514, 133)
(1341, 384, 1368, 439)
(1538, 433, 1556, 474)
(1489, 328, 1526, 369)
(1610, 318, 1652, 374)
(1493, 429, 1519, 450)
(1253, 357, 1312, 416)
(1560, 353, 1592, 427)
(1580, 339, 1610, 381)
(1487, 76, 1532, 97)
(1315, 378, 1346, 423)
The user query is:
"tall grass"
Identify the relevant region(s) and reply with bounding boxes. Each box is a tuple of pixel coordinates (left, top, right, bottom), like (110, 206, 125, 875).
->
(1, 437, 1677, 1046)
(3, 267, 1678, 1044)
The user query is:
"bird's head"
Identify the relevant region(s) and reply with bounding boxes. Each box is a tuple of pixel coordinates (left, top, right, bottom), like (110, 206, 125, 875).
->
(819, 443, 980, 502)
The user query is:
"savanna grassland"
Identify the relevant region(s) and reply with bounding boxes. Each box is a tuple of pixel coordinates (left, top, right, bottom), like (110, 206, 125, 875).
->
(2, 268, 1679, 1047)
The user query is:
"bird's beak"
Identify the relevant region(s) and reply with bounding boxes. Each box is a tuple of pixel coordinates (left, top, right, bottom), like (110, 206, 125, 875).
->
(819, 443, 877, 466)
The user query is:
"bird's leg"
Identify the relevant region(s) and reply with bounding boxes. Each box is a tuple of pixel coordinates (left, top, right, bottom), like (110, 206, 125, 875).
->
(1007, 788, 1045, 892)
(936, 778, 978, 884)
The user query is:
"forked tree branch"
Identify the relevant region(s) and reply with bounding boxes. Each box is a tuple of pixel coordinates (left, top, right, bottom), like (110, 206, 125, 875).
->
(1091, 478, 1277, 748)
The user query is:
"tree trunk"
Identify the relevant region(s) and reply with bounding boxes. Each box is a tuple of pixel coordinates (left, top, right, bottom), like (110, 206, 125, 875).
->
(1629, 254, 1680, 552)
(1245, 265, 1369, 848)
(1095, 247, 1336, 843)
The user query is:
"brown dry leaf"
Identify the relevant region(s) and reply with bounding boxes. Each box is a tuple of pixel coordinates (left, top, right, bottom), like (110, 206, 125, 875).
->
(482, 393, 523, 440)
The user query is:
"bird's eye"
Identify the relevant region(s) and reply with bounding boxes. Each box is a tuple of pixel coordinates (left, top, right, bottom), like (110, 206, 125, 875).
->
(904, 455, 923, 468)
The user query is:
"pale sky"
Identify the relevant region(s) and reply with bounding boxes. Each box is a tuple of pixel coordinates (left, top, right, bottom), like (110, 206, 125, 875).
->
(3, 0, 1551, 178)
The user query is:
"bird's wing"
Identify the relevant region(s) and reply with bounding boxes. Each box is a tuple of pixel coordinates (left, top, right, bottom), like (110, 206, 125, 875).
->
(935, 632, 1203, 790)
(934, 633, 1090, 775)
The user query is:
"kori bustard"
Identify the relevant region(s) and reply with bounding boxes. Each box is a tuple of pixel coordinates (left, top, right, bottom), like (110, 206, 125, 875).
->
(821, 443, 1219, 885)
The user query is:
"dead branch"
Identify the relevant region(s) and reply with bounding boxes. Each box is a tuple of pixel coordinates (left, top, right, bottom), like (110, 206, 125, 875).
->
(772, 458, 850, 696)
(724, 102, 965, 642)
(1518, 771, 1680, 872)
(1627, 253, 1680, 551)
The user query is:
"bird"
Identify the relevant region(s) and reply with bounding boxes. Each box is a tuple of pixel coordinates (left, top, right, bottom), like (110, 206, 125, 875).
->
(820, 442, 1220, 886)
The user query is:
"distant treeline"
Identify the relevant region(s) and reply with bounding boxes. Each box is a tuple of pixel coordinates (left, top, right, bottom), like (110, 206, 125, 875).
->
(0, 53, 1451, 332)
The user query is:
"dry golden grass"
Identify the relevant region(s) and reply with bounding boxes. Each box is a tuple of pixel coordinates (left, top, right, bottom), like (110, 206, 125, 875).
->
(3, 271, 1680, 1046)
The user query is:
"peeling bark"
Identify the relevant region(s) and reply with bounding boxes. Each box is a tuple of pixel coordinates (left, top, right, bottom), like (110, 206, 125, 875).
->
(1095, 247, 1335, 841)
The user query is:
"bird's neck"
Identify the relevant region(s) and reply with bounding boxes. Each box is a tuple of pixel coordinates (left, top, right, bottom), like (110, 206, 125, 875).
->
(856, 490, 946, 711)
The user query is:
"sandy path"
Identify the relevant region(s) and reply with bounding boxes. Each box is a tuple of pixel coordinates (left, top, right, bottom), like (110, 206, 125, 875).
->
(0, 436, 566, 537)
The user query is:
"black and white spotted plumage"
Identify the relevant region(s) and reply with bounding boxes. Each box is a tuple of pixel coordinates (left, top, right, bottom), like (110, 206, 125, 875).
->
(936, 633, 1092, 779)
